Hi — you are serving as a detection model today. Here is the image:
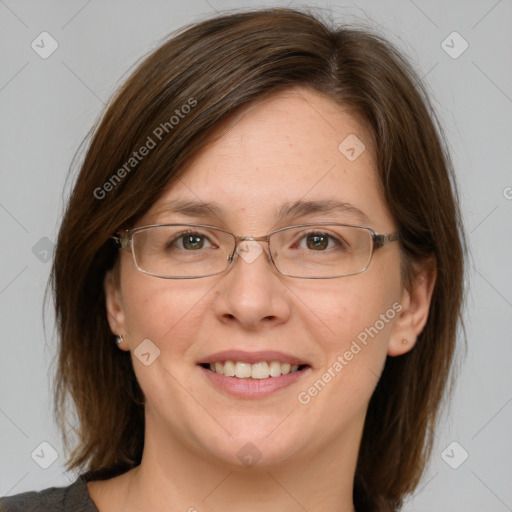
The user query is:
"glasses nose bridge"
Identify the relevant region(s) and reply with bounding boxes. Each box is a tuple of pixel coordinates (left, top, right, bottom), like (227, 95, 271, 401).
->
(234, 233, 271, 244)
(228, 233, 274, 265)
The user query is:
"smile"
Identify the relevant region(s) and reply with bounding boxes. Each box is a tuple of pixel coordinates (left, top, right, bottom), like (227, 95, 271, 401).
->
(197, 350, 312, 397)
(202, 360, 307, 379)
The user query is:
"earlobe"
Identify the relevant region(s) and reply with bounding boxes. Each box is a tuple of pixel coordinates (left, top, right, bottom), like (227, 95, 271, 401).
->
(104, 269, 129, 350)
(387, 259, 437, 357)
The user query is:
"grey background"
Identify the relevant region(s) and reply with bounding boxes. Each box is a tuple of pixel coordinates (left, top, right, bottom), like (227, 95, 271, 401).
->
(1, 0, 511, 510)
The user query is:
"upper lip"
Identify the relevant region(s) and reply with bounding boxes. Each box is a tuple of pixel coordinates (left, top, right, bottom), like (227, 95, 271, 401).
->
(198, 350, 309, 366)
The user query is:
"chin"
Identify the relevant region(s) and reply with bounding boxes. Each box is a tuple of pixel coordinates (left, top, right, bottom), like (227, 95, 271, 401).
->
(197, 426, 308, 471)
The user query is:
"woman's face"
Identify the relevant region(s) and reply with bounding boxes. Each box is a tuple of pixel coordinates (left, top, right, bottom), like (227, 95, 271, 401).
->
(105, 88, 426, 470)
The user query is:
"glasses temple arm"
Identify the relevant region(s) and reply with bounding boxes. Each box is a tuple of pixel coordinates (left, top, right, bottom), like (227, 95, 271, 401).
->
(373, 232, 400, 248)
(111, 233, 130, 250)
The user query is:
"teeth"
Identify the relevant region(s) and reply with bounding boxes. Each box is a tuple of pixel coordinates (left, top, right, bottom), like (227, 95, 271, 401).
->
(235, 362, 252, 379)
(223, 360, 235, 377)
(269, 361, 282, 377)
(251, 362, 269, 379)
(207, 360, 303, 378)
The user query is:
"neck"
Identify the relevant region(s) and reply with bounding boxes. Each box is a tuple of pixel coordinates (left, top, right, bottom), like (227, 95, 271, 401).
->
(110, 413, 361, 512)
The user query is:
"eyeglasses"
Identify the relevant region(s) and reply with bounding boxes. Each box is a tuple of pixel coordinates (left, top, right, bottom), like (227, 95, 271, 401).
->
(113, 223, 400, 279)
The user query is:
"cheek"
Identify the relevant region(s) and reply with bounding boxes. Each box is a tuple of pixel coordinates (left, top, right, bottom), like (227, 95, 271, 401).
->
(293, 273, 399, 346)
(294, 276, 399, 405)
(120, 271, 213, 360)
(120, 275, 218, 412)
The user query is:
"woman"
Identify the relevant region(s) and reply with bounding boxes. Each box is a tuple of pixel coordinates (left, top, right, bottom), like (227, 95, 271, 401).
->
(0, 6, 465, 512)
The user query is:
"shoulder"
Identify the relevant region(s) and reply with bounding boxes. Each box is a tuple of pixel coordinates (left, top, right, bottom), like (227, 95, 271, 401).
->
(0, 475, 98, 512)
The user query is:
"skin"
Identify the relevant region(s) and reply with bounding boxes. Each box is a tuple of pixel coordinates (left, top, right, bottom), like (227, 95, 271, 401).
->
(89, 88, 435, 512)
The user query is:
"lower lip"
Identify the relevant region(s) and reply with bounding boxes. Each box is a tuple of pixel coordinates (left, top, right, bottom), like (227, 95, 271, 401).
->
(198, 365, 311, 398)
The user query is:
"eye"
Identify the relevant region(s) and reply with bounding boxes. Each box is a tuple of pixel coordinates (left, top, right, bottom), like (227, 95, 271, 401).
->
(182, 234, 206, 250)
(298, 232, 341, 251)
(170, 232, 214, 251)
(305, 233, 329, 250)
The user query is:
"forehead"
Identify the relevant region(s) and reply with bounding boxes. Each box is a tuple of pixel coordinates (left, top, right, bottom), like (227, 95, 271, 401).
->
(145, 88, 394, 231)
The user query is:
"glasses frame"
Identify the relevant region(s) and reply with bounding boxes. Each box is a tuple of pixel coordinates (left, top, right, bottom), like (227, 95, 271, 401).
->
(112, 222, 400, 279)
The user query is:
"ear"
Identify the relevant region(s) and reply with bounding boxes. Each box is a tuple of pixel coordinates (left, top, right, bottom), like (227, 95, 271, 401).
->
(104, 268, 130, 351)
(387, 257, 437, 356)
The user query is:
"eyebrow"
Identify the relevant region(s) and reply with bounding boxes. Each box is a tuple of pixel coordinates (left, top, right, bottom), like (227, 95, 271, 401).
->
(154, 199, 222, 218)
(276, 199, 371, 225)
(154, 198, 371, 225)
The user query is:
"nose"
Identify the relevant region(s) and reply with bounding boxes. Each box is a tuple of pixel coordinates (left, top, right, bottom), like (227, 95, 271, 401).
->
(212, 240, 291, 330)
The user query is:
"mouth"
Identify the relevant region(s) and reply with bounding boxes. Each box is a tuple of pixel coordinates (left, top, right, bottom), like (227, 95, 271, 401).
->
(199, 361, 310, 379)
(197, 350, 312, 398)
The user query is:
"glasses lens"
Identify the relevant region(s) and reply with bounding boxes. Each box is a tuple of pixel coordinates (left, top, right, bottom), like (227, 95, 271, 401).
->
(270, 224, 373, 278)
(132, 225, 235, 278)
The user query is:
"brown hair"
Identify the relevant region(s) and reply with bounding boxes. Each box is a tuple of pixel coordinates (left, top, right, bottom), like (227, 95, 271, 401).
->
(51, 7, 465, 511)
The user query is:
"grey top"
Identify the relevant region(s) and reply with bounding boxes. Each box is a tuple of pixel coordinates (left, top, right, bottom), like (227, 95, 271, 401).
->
(0, 476, 98, 512)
